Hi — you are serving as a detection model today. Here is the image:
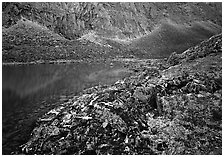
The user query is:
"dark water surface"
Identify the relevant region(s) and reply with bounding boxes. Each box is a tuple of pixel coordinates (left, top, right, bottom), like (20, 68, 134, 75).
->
(2, 61, 131, 154)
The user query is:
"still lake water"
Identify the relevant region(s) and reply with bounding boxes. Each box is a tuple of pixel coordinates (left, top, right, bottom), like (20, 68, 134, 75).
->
(2, 61, 131, 154)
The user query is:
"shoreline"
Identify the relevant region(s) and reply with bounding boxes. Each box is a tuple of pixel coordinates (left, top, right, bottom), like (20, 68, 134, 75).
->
(2, 58, 139, 66)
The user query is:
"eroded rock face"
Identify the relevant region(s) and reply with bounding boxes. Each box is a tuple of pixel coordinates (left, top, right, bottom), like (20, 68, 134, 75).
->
(2, 2, 222, 40)
(18, 34, 222, 155)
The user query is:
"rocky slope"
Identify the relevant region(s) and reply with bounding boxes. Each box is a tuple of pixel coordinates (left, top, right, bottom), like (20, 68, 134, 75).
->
(3, 2, 221, 40)
(18, 34, 222, 155)
(2, 2, 222, 62)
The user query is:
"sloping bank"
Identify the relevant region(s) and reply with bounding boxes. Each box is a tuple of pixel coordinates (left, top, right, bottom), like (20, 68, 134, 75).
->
(20, 34, 222, 155)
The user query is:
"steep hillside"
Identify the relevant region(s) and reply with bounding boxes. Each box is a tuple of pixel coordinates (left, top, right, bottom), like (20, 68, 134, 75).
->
(2, 2, 222, 61)
(129, 20, 221, 58)
(3, 2, 222, 40)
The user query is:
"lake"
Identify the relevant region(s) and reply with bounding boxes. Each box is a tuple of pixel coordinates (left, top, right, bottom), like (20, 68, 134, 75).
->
(2, 61, 132, 154)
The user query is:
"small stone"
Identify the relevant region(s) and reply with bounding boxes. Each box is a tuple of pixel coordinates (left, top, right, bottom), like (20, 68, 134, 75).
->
(124, 146, 130, 152)
(102, 120, 108, 128)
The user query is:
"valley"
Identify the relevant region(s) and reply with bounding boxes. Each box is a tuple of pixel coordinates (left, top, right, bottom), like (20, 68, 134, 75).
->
(2, 2, 222, 155)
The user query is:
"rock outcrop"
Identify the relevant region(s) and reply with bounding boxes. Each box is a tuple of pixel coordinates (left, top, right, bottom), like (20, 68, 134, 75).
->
(19, 34, 222, 155)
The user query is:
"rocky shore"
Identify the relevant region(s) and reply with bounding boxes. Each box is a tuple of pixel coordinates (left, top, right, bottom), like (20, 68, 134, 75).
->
(17, 34, 222, 155)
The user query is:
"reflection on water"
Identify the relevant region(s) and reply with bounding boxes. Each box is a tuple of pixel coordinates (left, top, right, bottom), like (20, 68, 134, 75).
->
(86, 68, 131, 82)
(2, 61, 131, 154)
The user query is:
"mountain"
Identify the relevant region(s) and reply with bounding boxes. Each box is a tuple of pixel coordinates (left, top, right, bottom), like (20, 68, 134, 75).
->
(2, 18, 129, 63)
(2, 2, 222, 62)
(3, 2, 222, 39)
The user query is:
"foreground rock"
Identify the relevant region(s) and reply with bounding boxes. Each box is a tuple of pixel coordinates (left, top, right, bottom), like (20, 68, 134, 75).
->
(19, 34, 222, 155)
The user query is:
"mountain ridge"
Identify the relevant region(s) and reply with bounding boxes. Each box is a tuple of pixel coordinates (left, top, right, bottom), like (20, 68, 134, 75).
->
(3, 2, 221, 40)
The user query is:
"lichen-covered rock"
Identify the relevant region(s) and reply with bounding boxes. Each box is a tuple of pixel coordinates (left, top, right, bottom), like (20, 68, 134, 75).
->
(167, 51, 181, 66)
